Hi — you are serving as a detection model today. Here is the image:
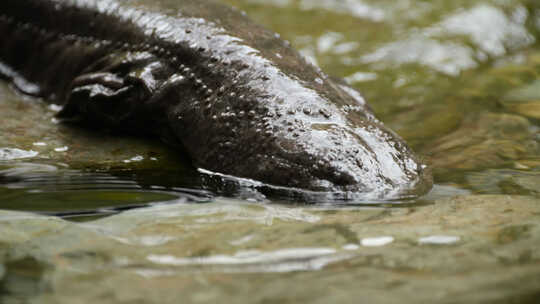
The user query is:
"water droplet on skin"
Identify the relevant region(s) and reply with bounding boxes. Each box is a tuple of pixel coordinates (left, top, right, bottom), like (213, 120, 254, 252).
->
(319, 108, 331, 118)
(54, 146, 69, 152)
(48, 104, 62, 112)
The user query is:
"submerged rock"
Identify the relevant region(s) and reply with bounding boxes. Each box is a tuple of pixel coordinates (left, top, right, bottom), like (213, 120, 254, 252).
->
(501, 79, 540, 119)
(1, 194, 540, 303)
(426, 112, 539, 171)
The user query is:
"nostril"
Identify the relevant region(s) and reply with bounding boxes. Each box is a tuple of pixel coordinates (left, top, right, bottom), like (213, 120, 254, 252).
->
(355, 159, 364, 169)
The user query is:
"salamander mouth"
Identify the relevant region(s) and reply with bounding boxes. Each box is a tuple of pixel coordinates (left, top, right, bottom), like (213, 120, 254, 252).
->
(197, 157, 432, 202)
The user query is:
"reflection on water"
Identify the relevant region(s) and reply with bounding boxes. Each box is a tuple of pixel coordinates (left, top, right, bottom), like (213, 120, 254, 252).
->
(2, 159, 440, 219)
(0, 162, 212, 218)
(1, 0, 540, 302)
(146, 247, 350, 273)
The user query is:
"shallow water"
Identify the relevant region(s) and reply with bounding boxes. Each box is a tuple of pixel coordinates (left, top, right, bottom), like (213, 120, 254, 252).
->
(1, 0, 540, 303)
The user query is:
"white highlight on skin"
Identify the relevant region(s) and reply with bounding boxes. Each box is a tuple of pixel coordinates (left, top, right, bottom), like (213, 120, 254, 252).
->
(123, 155, 144, 163)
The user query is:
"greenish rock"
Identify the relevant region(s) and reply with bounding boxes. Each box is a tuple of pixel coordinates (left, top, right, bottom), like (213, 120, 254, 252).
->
(466, 169, 540, 197)
(1, 195, 540, 303)
(501, 79, 540, 119)
(425, 112, 539, 171)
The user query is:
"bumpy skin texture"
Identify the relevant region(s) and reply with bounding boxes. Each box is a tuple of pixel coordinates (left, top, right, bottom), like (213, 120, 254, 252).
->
(0, 0, 432, 198)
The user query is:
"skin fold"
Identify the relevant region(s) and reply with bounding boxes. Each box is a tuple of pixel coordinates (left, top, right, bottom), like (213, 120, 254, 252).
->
(0, 0, 432, 199)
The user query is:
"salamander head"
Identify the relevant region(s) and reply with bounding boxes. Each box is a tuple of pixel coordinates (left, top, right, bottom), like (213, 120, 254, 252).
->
(123, 5, 434, 200)
(170, 70, 432, 199)
(251, 116, 432, 199)
(220, 108, 430, 199)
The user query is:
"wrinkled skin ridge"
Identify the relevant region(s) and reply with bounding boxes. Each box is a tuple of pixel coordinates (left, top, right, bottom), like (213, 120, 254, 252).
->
(0, 0, 432, 199)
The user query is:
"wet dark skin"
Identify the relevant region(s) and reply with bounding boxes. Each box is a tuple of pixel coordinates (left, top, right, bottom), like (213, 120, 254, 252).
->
(0, 0, 432, 199)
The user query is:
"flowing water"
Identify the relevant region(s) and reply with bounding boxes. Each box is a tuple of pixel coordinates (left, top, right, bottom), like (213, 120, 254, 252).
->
(1, 0, 540, 303)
